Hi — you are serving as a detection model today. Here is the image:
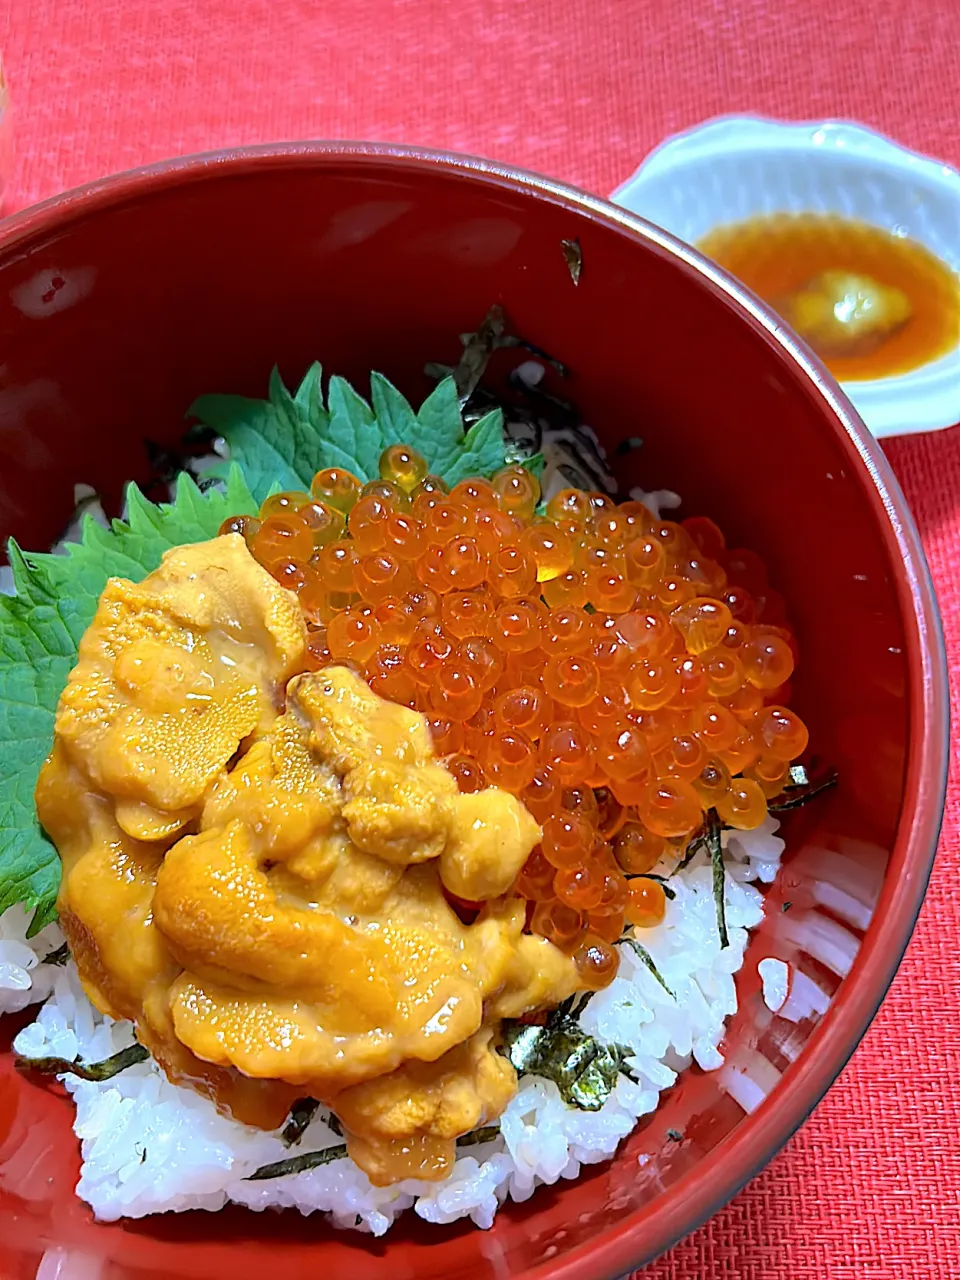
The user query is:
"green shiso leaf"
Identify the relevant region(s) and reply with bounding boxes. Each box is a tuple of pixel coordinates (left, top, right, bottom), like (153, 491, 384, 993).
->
(189, 368, 514, 504)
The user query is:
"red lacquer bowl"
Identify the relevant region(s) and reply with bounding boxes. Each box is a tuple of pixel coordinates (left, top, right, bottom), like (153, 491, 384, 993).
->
(0, 145, 947, 1280)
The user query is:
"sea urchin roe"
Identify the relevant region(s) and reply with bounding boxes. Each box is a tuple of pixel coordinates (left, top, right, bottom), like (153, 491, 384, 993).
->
(234, 446, 810, 983)
(38, 550, 581, 1188)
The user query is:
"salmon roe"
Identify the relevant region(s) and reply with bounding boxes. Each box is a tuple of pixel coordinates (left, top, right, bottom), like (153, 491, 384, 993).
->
(241, 444, 809, 987)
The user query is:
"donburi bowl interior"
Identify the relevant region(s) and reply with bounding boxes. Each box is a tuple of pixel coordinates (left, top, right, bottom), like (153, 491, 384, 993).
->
(0, 143, 947, 1280)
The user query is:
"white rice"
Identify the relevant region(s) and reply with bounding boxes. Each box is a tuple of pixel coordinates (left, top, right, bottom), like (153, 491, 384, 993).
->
(629, 486, 682, 521)
(2, 818, 784, 1235)
(758, 956, 791, 1012)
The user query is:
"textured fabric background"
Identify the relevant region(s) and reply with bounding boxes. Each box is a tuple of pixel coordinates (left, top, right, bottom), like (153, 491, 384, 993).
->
(0, 2, 957, 1275)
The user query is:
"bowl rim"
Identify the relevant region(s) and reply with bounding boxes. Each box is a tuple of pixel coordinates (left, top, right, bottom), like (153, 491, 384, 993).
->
(0, 141, 949, 1279)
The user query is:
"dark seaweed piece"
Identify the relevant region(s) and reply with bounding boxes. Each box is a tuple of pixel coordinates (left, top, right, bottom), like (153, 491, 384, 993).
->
(623, 938, 675, 998)
(42, 942, 70, 967)
(768, 768, 838, 812)
(183, 419, 217, 446)
(552, 989, 597, 1023)
(424, 363, 529, 423)
(569, 989, 597, 1017)
(282, 1097, 320, 1146)
(490, 333, 567, 374)
(560, 237, 582, 286)
(554, 993, 578, 1019)
(247, 1126, 504, 1182)
(506, 370, 579, 422)
(664, 810, 729, 945)
(567, 1043, 631, 1110)
(501, 1013, 633, 1111)
(672, 826, 709, 877)
(665, 1128, 684, 1143)
(456, 1125, 501, 1149)
(144, 439, 183, 484)
(710, 818, 729, 950)
(15, 1042, 149, 1082)
(450, 305, 568, 407)
(245, 1144, 348, 1181)
(426, 307, 623, 499)
(452, 305, 508, 403)
(781, 901, 793, 913)
(500, 406, 543, 459)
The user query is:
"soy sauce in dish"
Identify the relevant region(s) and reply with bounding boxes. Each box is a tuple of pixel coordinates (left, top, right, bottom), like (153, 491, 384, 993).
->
(698, 213, 960, 381)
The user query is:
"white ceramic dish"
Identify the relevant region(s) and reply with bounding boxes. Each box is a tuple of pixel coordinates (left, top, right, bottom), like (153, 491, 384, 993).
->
(612, 116, 960, 438)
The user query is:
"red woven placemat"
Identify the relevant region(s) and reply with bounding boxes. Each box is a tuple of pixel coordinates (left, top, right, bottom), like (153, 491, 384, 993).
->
(0, 2, 957, 1275)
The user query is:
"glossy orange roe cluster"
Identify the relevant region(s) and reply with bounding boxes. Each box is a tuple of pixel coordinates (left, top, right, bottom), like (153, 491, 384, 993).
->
(221, 444, 808, 990)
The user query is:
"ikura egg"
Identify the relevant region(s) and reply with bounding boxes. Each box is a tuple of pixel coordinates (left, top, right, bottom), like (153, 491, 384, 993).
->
(239, 446, 811, 982)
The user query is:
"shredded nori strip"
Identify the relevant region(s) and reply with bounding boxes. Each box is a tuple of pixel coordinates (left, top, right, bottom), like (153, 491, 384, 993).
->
(768, 768, 838, 811)
(560, 237, 582, 286)
(552, 989, 596, 1022)
(282, 1097, 320, 1146)
(495, 332, 566, 374)
(449, 305, 567, 407)
(672, 812, 728, 949)
(665, 1128, 684, 1143)
(247, 1125, 504, 1182)
(508, 373, 578, 421)
(673, 827, 708, 876)
(708, 814, 729, 950)
(42, 942, 70, 967)
(15, 1042, 149, 1082)
(452, 304, 507, 403)
(623, 938, 675, 998)
(456, 1124, 501, 1149)
(246, 1144, 348, 1181)
(428, 306, 620, 499)
(569, 989, 596, 1017)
